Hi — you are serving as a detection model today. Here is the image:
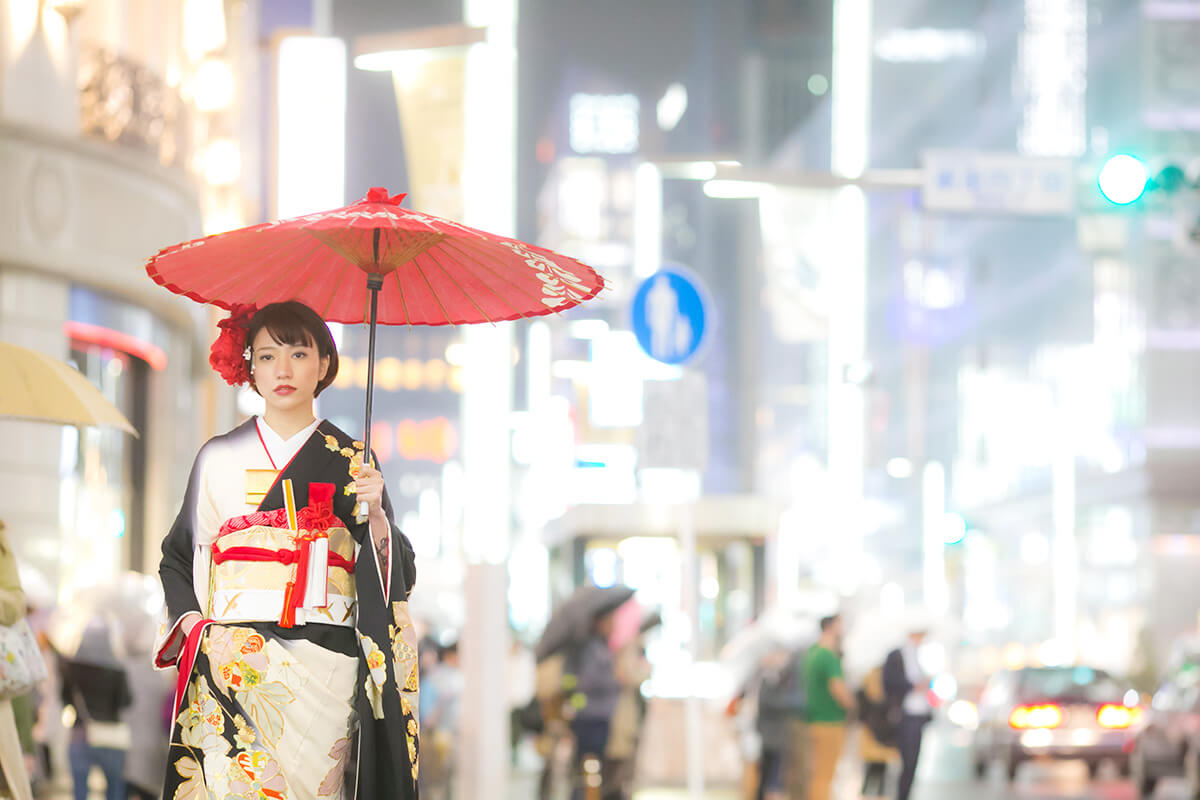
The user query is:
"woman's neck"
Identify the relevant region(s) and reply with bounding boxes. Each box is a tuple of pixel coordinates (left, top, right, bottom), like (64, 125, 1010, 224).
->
(260, 407, 317, 440)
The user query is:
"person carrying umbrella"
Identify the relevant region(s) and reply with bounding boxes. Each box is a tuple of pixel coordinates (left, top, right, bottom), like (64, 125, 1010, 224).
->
(154, 302, 418, 800)
(534, 584, 633, 800)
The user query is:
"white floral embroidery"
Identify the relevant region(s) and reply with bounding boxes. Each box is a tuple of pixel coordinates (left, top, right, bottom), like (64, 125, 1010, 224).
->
(498, 241, 589, 308)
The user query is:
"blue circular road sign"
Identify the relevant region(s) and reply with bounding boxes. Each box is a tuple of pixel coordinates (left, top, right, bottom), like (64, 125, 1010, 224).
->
(630, 266, 712, 365)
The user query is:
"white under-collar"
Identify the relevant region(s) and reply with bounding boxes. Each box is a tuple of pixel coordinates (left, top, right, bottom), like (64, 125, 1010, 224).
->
(256, 417, 322, 469)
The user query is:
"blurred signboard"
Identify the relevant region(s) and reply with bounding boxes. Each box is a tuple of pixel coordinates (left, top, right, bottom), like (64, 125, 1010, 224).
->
(636, 372, 708, 471)
(630, 265, 713, 365)
(921, 150, 1075, 215)
(1142, 6, 1200, 131)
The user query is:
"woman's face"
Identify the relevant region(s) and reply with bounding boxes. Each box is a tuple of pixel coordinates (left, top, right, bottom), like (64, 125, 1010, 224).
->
(250, 327, 329, 412)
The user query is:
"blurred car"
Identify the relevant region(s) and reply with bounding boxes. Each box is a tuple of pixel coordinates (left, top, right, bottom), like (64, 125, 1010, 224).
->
(1129, 662, 1200, 799)
(970, 665, 1141, 781)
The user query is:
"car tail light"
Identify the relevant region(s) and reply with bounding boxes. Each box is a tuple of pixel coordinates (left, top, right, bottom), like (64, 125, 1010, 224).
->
(1009, 704, 1063, 729)
(1097, 704, 1143, 729)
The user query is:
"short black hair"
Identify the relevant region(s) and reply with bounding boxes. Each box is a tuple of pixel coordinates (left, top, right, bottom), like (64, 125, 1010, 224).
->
(819, 614, 840, 632)
(247, 301, 339, 396)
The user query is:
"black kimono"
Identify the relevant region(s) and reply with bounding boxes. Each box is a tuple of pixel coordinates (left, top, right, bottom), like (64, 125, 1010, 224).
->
(156, 419, 419, 800)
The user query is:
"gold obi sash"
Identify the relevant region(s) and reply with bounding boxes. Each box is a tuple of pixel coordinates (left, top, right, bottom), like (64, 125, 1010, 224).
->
(209, 483, 357, 627)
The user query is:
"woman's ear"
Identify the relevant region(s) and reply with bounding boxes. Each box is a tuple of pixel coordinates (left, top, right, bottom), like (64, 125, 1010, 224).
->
(319, 355, 331, 384)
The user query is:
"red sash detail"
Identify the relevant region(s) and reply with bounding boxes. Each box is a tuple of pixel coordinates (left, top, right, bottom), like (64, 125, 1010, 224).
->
(211, 482, 353, 627)
(175, 619, 213, 713)
(219, 484, 340, 535)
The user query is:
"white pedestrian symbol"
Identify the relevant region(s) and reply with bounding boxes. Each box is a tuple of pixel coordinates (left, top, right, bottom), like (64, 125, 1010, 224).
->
(646, 274, 693, 361)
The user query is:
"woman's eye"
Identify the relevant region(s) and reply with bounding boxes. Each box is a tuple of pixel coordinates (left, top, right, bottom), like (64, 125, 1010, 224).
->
(293, 351, 307, 359)
(258, 354, 273, 362)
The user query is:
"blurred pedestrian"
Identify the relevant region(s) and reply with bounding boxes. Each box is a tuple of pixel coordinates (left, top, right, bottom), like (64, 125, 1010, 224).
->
(59, 620, 133, 800)
(856, 664, 899, 800)
(121, 625, 172, 800)
(883, 623, 932, 800)
(602, 610, 656, 800)
(754, 646, 805, 800)
(508, 635, 538, 767)
(0, 521, 35, 800)
(804, 615, 853, 800)
(566, 610, 621, 800)
(156, 302, 418, 799)
(422, 641, 463, 800)
(535, 650, 569, 800)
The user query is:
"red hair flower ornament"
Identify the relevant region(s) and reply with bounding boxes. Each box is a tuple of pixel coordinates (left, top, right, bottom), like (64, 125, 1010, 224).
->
(209, 304, 257, 386)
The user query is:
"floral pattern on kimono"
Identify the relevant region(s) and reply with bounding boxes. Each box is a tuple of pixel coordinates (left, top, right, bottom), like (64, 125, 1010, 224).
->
(158, 420, 418, 800)
(165, 625, 355, 800)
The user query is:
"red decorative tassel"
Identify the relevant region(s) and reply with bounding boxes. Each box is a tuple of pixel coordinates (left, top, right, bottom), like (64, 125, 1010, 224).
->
(280, 581, 297, 628)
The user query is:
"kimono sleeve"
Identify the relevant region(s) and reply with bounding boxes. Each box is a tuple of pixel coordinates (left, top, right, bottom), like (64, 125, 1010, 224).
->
(382, 483, 416, 601)
(155, 444, 220, 667)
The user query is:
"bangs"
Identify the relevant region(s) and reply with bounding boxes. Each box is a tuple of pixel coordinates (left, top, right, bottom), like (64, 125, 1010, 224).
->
(255, 306, 319, 349)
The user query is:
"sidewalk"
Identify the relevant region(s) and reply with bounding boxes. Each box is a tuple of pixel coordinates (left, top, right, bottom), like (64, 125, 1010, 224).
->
(47, 772, 741, 800)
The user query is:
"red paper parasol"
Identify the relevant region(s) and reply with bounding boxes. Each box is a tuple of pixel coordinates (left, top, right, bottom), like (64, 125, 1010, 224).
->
(145, 188, 606, 508)
(145, 187, 605, 325)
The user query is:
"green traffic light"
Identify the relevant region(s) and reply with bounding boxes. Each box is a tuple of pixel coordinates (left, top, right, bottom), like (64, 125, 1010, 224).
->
(941, 512, 967, 545)
(1097, 154, 1149, 205)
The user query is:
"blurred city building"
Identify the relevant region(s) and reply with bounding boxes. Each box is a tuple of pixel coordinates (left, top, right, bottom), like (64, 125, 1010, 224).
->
(856, 0, 1200, 688)
(6, 0, 1200, 795)
(0, 0, 263, 594)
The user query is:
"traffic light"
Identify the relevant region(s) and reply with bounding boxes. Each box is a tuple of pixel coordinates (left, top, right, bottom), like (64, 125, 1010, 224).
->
(1097, 154, 1149, 205)
(941, 512, 968, 546)
(1094, 154, 1200, 208)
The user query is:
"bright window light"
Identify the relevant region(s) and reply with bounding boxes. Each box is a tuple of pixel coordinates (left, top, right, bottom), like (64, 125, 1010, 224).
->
(874, 28, 985, 63)
(567, 319, 610, 340)
(886, 457, 913, 478)
(634, 162, 662, 278)
(192, 57, 234, 112)
(203, 138, 241, 186)
(657, 82, 688, 131)
(832, 0, 872, 178)
(276, 36, 346, 218)
(569, 93, 639, 154)
(703, 179, 766, 199)
(354, 49, 432, 74)
(184, 0, 226, 61)
(1017, 0, 1087, 157)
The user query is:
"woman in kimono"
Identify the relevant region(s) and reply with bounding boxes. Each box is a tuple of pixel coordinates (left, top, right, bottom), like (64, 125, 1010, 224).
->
(156, 301, 419, 800)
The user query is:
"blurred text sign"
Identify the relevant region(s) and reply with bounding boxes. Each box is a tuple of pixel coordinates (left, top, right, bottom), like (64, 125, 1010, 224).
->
(637, 372, 708, 472)
(921, 150, 1075, 215)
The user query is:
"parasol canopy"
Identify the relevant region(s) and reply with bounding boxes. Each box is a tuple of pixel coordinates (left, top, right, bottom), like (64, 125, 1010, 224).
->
(144, 187, 606, 326)
(0, 341, 137, 436)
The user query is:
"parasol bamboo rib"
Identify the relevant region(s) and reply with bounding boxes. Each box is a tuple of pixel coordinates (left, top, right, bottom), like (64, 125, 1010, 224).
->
(244, 243, 331, 309)
(273, 246, 340, 307)
(426, 244, 532, 322)
(408, 259, 456, 326)
(195, 233, 323, 307)
(382, 232, 448, 271)
(421, 247, 500, 325)
(388, 264, 413, 326)
(441, 238, 565, 316)
(306, 229, 378, 274)
(320, 258, 357, 320)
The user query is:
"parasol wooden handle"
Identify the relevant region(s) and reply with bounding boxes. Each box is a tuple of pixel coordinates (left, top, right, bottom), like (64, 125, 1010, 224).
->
(358, 267, 384, 529)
